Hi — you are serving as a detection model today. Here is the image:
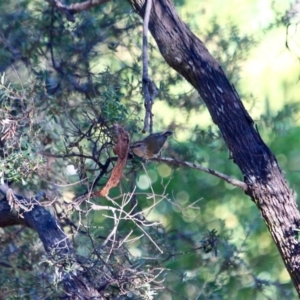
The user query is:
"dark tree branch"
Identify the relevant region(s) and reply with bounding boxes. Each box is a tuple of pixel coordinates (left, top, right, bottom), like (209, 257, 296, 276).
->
(0, 184, 102, 299)
(0, 198, 27, 227)
(0, 184, 71, 256)
(47, 0, 76, 22)
(128, 0, 300, 295)
(47, 0, 111, 21)
(64, 0, 111, 15)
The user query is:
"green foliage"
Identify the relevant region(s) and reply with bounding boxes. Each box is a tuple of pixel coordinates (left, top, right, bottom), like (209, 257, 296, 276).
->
(0, 0, 298, 299)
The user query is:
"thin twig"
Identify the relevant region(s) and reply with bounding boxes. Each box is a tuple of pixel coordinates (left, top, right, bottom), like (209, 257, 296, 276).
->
(152, 157, 248, 191)
(91, 192, 164, 254)
(142, 0, 157, 133)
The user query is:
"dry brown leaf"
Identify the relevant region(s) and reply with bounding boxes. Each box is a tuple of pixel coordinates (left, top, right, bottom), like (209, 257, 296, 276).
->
(93, 124, 130, 197)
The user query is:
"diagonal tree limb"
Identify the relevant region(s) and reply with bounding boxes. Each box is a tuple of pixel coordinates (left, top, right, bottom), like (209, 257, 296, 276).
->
(46, 0, 111, 21)
(153, 157, 248, 190)
(0, 184, 71, 256)
(63, 0, 111, 15)
(127, 0, 300, 294)
(0, 184, 102, 299)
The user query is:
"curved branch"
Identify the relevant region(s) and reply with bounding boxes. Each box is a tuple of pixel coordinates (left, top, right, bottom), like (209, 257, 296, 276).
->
(153, 157, 247, 190)
(47, 0, 111, 21)
(0, 184, 71, 256)
(0, 184, 102, 298)
(66, 0, 110, 14)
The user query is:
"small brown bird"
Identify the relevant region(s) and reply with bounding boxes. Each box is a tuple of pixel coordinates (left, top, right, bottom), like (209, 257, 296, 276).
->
(131, 131, 172, 159)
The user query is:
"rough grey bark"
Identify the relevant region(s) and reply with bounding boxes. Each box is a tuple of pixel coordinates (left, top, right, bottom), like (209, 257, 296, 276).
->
(128, 0, 300, 295)
(0, 187, 102, 299)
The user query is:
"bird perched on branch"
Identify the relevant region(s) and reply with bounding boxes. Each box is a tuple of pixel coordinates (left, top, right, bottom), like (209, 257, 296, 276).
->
(131, 131, 172, 159)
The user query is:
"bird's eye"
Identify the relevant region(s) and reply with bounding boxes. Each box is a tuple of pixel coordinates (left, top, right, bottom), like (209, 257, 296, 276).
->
(132, 143, 141, 148)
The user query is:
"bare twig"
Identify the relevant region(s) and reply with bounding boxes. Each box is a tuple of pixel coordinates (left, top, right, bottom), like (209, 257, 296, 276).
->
(142, 0, 157, 133)
(90, 191, 164, 254)
(152, 157, 248, 191)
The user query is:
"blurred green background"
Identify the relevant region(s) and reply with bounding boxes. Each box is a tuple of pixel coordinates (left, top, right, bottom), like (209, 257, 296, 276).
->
(0, 0, 300, 299)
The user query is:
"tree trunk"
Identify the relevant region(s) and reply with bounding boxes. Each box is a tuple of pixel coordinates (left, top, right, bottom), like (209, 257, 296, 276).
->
(128, 0, 300, 295)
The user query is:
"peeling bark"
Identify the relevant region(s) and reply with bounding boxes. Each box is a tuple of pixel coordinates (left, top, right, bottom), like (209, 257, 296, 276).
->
(128, 0, 300, 295)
